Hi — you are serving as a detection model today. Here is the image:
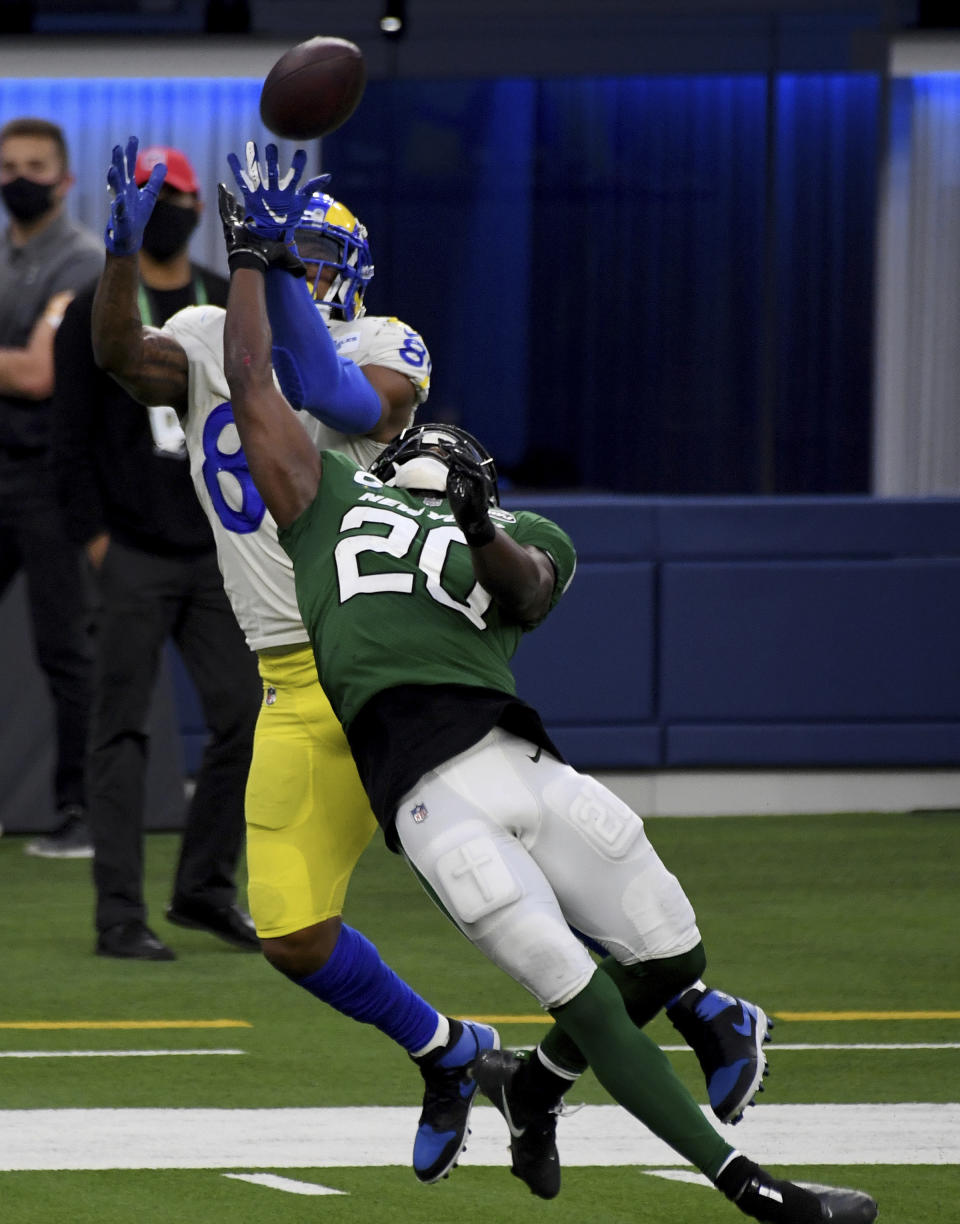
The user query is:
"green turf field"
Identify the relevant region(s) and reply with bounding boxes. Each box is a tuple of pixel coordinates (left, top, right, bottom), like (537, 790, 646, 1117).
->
(1, 809, 957, 1223)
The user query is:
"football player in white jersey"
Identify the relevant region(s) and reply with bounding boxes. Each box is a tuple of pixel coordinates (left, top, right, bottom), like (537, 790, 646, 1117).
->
(90, 136, 497, 1186)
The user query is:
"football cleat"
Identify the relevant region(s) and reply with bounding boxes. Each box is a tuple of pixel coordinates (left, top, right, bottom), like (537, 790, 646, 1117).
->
(667, 987, 773, 1124)
(717, 1155, 878, 1223)
(412, 1020, 499, 1184)
(472, 1048, 562, 1200)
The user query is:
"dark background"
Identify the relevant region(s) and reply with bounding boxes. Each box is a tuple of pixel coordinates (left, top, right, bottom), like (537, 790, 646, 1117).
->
(1, 1, 953, 493)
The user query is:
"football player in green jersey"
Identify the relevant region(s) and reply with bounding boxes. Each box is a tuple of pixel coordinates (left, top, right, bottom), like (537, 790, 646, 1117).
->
(216, 185, 878, 1224)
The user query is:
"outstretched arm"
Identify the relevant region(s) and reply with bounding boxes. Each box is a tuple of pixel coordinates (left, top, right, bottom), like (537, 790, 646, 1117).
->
(223, 263, 321, 531)
(446, 457, 555, 624)
(264, 269, 415, 440)
(91, 137, 189, 410)
(92, 252, 189, 411)
(226, 140, 415, 443)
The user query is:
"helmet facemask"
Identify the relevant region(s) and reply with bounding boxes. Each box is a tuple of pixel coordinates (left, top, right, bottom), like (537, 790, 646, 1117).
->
(369, 424, 499, 505)
(293, 194, 374, 322)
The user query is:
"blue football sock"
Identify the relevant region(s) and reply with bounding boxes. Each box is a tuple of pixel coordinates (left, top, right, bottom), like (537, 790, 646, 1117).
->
(295, 923, 439, 1054)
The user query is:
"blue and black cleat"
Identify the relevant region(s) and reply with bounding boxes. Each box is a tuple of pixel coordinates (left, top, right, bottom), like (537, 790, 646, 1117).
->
(412, 1019, 500, 1183)
(668, 987, 773, 1124)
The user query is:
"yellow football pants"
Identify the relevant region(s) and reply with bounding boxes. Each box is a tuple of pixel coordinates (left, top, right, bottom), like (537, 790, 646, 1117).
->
(244, 644, 377, 938)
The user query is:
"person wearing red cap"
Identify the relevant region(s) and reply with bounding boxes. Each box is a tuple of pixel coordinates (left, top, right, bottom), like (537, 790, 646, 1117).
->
(51, 142, 262, 961)
(136, 145, 199, 194)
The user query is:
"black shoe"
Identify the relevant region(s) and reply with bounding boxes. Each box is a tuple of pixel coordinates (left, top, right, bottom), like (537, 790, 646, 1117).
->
(472, 1048, 562, 1200)
(24, 807, 94, 859)
(717, 1155, 878, 1223)
(96, 921, 176, 961)
(165, 898, 260, 950)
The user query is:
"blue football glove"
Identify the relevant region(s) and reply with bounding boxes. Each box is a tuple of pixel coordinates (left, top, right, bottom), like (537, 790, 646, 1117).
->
(104, 136, 166, 257)
(218, 182, 306, 277)
(226, 141, 330, 241)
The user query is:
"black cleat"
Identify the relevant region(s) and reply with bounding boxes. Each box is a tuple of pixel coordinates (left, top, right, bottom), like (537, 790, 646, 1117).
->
(472, 1048, 562, 1200)
(717, 1155, 878, 1223)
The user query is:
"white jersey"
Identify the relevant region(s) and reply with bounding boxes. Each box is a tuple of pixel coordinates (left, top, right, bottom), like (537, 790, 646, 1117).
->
(163, 304, 431, 652)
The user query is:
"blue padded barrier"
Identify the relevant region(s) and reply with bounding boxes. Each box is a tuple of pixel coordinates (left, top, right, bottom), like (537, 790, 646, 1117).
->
(502, 495, 659, 560)
(651, 496, 960, 558)
(512, 562, 656, 722)
(504, 494, 960, 769)
(659, 559, 960, 720)
(667, 723, 960, 766)
(167, 494, 960, 771)
(550, 725, 663, 769)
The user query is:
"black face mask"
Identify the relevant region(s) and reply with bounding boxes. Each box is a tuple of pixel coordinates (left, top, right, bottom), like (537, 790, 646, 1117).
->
(1, 176, 57, 223)
(142, 198, 199, 261)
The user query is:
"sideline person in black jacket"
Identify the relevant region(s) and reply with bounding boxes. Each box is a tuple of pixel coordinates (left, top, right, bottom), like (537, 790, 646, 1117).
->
(0, 117, 103, 857)
(52, 145, 261, 961)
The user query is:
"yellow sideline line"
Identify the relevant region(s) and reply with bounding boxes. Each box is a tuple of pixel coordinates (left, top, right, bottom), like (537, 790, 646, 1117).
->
(0, 1020, 252, 1030)
(459, 1010, 960, 1024)
(4, 1011, 957, 1032)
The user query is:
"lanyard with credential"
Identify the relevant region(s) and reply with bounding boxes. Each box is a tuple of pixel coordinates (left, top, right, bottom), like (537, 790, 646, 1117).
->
(136, 275, 209, 327)
(137, 276, 208, 457)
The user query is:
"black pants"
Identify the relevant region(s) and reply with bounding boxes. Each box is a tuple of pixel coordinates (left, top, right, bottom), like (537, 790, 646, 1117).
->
(89, 539, 261, 933)
(0, 450, 93, 813)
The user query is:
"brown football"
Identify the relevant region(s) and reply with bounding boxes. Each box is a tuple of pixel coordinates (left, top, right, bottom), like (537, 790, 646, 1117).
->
(259, 36, 366, 141)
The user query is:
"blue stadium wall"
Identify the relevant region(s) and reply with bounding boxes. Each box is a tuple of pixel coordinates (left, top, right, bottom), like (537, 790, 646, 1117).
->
(171, 496, 960, 772)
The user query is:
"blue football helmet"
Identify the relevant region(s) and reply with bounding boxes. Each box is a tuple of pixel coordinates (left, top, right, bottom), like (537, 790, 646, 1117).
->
(293, 192, 373, 321)
(369, 423, 500, 505)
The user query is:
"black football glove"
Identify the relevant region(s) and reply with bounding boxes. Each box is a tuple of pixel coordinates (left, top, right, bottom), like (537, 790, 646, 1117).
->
(217, 182, 306, 277)
(446, 453, 496, 547)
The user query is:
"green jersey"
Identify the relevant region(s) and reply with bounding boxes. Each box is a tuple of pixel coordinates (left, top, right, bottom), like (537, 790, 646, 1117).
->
(278, 450, 577, 732)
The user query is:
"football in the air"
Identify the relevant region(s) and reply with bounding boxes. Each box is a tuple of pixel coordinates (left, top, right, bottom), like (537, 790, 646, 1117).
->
(259, 36, 366, 141)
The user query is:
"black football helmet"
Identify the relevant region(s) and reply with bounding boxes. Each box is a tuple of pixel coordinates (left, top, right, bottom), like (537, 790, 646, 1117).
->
(369, 423, 499, 505)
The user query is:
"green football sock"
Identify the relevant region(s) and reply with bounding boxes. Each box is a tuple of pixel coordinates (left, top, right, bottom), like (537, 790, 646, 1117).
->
(539, 943, 708, 1075)
(539, 1017, 588, 1076)
(550, 969, 732, 1178)
(603, 943, 707, 1028)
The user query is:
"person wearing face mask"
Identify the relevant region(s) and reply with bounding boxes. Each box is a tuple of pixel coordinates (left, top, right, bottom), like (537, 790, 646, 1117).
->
(0, 117, 103, 858)
(51, 144, 262, 960)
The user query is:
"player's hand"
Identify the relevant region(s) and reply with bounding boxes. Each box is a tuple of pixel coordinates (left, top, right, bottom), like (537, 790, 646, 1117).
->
(104, 136, 165, 256)
(217, 183, 306, 277)
(85, 531, 111, 571)
(446, 453, 497, 547)
(226, 141, 330, 240)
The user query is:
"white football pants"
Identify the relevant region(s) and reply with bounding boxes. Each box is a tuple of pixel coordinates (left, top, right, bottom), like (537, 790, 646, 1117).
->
(396, 726, 700, 1009)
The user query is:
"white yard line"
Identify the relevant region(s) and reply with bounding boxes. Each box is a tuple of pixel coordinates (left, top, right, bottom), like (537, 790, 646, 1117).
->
(223, 1173, 347, 1196)
(0, 1103, 956, 1171)
(660, 1042, 960, 1052)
